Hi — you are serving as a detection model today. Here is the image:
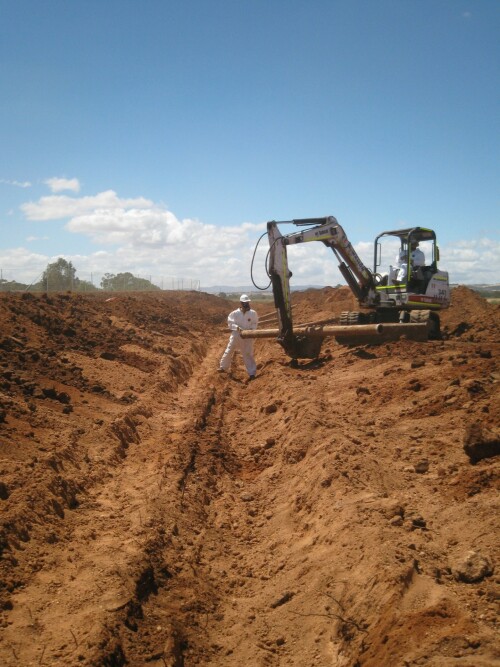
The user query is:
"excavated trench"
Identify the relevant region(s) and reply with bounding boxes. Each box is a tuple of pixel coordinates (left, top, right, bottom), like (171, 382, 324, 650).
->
(93, 370, 269, 666)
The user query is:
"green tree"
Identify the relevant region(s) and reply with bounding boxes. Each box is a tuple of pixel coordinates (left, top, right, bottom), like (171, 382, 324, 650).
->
(75, 279, 98, 292)
(0, 278, 29, 291)
(40, 258, 77, 291)
(100, 272, 159, 291)
(32, 258, 97, 292)
(100, 273, 117, 290)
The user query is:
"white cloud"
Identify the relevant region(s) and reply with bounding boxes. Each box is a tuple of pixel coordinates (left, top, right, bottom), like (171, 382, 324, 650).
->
(18, 189, 268, 285)
(44, 177, 81, 193)
(0, 179, 32, 188)
(11, 188, 500, 288)
(26, 235, 49, 242)
(0, 247, 51, 285)
(21, 190, 153, 220)
(2, 236, 498, 289)
(442, 239, 500, 284)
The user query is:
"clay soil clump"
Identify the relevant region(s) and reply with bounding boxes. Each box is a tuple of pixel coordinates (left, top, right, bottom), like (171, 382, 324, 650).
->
(0, 287, 498, 666)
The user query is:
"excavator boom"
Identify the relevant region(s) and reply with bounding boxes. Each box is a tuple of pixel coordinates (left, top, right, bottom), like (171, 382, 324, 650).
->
(269, 217, 376, 301)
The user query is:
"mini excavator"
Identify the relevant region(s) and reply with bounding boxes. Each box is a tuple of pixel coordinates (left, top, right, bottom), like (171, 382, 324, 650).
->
(244, 216, 450, 361)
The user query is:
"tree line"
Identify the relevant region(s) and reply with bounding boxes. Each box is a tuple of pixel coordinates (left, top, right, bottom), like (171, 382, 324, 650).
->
(0, 258, 161, 292)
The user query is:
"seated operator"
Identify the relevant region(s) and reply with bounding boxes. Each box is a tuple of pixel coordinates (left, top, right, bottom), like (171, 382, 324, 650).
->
(393, 240, 425, 285)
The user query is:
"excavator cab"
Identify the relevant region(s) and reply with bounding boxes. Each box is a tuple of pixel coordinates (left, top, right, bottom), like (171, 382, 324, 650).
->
(373, 227, 450, 311)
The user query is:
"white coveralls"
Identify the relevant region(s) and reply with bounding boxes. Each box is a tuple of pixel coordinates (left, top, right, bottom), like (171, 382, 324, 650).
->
(395, 247, 425, 283)
(219, 306, 258, 376)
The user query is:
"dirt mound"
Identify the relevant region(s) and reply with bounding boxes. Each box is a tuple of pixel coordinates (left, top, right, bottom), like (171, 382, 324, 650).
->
(0, 287, 498, 666)
(289, 286, 359, 324)
(440, 286, 500, 343)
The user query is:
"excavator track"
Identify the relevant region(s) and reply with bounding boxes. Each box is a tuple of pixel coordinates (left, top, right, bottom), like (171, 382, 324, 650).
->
(339, 311, 364, 326)
(339, 311, 377, 326)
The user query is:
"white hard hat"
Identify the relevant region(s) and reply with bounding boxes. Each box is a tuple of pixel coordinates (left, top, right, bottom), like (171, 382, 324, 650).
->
(240, 294, 251, 302)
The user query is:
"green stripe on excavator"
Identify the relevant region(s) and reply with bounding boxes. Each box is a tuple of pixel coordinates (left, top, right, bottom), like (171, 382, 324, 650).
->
(375, 285, 407, 291)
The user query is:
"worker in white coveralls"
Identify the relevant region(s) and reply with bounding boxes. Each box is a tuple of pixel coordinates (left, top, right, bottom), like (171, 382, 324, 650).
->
(219, 294, 258, 380)
(394, 240, 425, 285)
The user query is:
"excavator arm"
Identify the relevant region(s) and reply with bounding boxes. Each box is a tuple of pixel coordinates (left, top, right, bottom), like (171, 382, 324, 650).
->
(267, 217, 379, 357)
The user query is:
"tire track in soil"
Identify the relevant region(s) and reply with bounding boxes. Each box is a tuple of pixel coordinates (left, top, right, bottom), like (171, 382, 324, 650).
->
(89, 349, 383, 667)
(96, 347, 356, 667)
(93, 342, 271, 666)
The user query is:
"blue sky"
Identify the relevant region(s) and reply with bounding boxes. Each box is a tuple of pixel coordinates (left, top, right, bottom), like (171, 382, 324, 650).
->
(1, 0, 498, 288)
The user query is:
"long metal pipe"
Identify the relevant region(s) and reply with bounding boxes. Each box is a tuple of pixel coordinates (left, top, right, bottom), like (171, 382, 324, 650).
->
(240, 323, 384, 339)
(240, 322, 429, 339)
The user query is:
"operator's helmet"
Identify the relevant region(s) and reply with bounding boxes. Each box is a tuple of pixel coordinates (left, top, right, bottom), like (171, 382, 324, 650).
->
(240, 294, 251, 303)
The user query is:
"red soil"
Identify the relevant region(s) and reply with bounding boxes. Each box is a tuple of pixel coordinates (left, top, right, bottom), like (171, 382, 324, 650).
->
(0, 286, 498, 666)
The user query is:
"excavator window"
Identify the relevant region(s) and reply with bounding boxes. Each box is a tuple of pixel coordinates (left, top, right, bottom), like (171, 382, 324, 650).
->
(374, 229, 438, 293)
